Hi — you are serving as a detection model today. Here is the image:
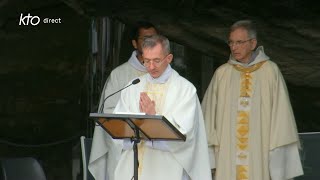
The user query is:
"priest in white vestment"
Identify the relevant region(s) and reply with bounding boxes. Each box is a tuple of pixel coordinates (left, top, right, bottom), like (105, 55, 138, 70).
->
(201, 20, 303, 180)
(89, 21, 158, 180)
(90, 34, 212, 180)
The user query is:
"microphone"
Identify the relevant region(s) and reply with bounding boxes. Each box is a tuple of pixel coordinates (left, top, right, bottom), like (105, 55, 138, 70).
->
(98, 78, 140, 113)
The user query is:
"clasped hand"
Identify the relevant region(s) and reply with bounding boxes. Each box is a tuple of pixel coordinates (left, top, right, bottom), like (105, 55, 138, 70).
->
(139, 92, 156, 115)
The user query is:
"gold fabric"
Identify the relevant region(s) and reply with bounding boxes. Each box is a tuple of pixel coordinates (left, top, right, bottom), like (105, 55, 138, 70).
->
(202, 48, 301, 180)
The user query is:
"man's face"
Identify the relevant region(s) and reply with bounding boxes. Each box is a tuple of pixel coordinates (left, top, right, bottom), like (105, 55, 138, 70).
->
(142, 43, 173, 78)
(133, 27, 157, 58)
(228, 28, 257, 63)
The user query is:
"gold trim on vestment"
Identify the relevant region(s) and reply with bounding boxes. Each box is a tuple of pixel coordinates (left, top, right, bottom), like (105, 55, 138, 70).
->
(232, 61, 267, 73)
(138, 141, 146, 175)
(137, 82, 169, 176)
(234, 61, 268, 180)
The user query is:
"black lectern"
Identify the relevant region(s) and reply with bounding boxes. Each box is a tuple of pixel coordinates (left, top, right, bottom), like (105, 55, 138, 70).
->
(89, 113, 186, 180)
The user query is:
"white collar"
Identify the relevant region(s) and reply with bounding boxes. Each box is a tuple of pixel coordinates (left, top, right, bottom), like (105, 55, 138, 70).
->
(128, 51, 147, 72)
(146, 64, 173, 84)
(229, 46, 270, 67)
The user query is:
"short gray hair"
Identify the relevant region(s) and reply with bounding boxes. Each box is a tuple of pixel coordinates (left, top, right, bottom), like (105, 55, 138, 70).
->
(142, 34, 171, 55)
(230, 20, 257, 40)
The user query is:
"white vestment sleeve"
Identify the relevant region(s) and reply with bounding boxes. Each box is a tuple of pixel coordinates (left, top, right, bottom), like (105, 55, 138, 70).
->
(145, 141, 170, 151)
(123, 139, 134, 150)
(88, 126, 110, 180)
(269, 143, 303, 180)
(208, 146, 216, 169)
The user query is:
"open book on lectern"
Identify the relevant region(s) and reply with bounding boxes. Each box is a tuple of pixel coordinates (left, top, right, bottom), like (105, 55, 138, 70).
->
(89, 113, 186, 141)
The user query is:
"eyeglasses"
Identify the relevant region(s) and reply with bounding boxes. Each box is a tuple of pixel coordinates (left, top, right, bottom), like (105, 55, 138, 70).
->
(143, 54, 168, 67)
(227, 38, 253, 47)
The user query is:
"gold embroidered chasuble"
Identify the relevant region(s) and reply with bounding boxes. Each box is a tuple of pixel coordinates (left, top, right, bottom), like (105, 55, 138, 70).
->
(201, 47, 302, 180)
(233, 61, 266, 180)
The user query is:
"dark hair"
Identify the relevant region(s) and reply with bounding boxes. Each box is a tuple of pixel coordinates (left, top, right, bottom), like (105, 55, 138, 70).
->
(130, 21, 158, 41)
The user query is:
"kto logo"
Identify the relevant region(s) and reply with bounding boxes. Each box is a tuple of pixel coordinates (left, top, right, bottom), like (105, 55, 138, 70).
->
(19, 13, 40, 26)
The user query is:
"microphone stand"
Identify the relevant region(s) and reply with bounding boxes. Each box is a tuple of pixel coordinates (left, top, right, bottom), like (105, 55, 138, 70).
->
(98, 79, 140, 113)
(97, 78, 141, 179)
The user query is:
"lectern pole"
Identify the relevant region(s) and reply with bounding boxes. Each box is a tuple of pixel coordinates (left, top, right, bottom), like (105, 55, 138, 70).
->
(89, 113, 186, 180)
(132, 125, 141, 180)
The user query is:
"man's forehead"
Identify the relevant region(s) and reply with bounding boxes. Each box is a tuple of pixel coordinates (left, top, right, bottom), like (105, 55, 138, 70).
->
(142, 45, 164, 57)
(139, 28, 156, 36)
(229, 28, 249, 39)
